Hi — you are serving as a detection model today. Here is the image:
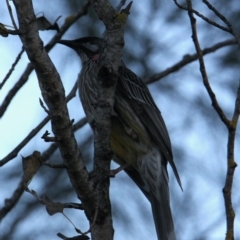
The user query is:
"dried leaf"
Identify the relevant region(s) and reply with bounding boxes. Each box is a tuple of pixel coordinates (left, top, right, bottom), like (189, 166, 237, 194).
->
(37, 15, 61, 32)
(44, 195, 64, 215)
(0, 23, 8, 37)
(22, 151, 42, 186)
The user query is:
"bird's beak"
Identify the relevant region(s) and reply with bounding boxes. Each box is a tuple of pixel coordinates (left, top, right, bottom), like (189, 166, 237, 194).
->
(58, 40, 78, 50)
(58, 38, 98, 59)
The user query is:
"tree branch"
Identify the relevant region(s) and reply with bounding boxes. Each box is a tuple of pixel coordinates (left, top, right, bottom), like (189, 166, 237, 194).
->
(223, 85, 240, 240)
(0, 78, 79, 166)
(13, 0, 96, 229)
(0, 116, 88, 220)
(0, 46, 24, 89)
(0, 178, 24, 220)
(146, 38, 237, 84)
(174, 0, 240, 44)
(186, 0, 230, 127)
(202, 0, 240, 44)
(186, 0, 238, 239)
(85, 1, 132, 239)
(5, 0, 18, 29)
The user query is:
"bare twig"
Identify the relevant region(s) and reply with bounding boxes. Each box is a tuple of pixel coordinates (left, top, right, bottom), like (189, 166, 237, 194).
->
(0, 116, 50, 166)
(173, 0, 239, 37)
(41, 130, 61, 142)
(43, 162, 66, 168)
(57, 233, 68, 240)
(173, 0, 229, 32)
(203, 0, 231, 27)
(39, 98, 50, 114)
(186, 0, 238, 239)
(66, 78, 78, 102)
(222, 85, 240, 240)
(0, 117, 88, 219)
(186, 0, 230, 127)
(89, 207, 99, 231)
(0, 47, 24, 89)
(173, 0, 186, 10)
(192, 10, 229, 33)
(0, 79, 80, 166)
(57, 232, 90, 240)
(146, 38, 237, 84)
(24, 189, 87, 235)
(0, 178, 24, 220)
(231, 84, 240, 124)
(72, 117, 88, 131)
(0, 63, 33, 118)
(0, 27, 20, 36)
(41, 117, 87, 162)
(63, 203, 83, 210)
(5, 0, 18, 29)
(202, 0, 240, 44)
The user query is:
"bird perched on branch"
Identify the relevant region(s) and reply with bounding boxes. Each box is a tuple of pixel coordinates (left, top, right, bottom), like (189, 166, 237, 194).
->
(58, 37, 181, 240)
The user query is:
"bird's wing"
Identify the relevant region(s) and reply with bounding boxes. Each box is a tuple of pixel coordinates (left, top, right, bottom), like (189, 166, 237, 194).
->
(117, 66, 182, 188)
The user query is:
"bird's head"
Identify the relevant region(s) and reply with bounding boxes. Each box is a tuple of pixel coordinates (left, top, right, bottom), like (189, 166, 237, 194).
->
(58, 37, 105, 63)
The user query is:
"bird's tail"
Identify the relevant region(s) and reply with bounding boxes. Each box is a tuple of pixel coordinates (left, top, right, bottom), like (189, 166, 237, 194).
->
(150, 185, 176, 240)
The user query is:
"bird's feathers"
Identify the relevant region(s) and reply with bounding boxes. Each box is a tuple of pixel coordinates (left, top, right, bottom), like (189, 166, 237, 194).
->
(118, 66, 182, 189)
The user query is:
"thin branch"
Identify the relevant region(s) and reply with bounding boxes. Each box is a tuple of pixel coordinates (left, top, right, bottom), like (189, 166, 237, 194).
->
(223, 85, 240, 240)
(203, 0, 232, 27)
(0, 117, 88, 220)
(0, 178, 24, 220)
(41, 117, 88, 163)
(173, 0, 240, 39)
(173, 0, 186, 10)
(5, 0, 18, 29)
(202, 0, 240, 44)
(41, 130, 61, 142)
(186, 0, 230, 127)
(63, 202, 83, 210)
(72, 117, 88, 131)
(0, 46, 24, 89)
(39, 98, 50, 114)
(146, 38, 237, 84)
(41, 117, 88, 164)
(43, 162, 66, 168)
(0, 116, 50, 166)
(0, 63, 33, 118)
(0, 27, 20, 36)
(0, 79, 80, 166)
(192, 10, 229, 32)
(173, 0, 233, 34)
(0, 1, 90, 118)
(231, 84, 240, 124)
(227, 85, 240, 162)
(66, 78, 78, 102)
(186, 0, 238, 239)
(23, 189, 87, 235)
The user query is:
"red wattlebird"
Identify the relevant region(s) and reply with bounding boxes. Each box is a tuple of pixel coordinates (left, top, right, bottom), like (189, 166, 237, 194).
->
(58, 37, 181, 240)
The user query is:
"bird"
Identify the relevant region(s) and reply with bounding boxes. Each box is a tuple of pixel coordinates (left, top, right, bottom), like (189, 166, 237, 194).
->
(58, 37, 181, 240)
